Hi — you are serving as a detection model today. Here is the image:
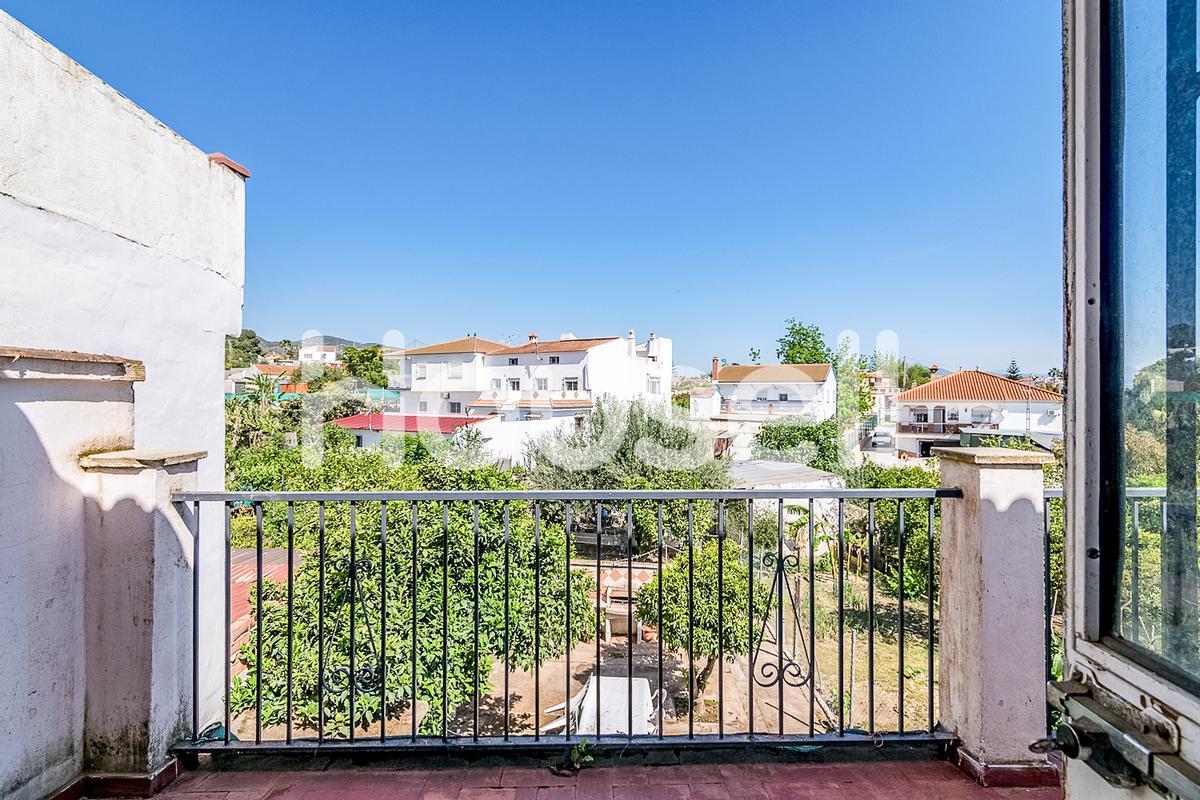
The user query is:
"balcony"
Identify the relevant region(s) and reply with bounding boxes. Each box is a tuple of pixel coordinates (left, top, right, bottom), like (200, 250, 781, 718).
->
(895, 422, 997, 435)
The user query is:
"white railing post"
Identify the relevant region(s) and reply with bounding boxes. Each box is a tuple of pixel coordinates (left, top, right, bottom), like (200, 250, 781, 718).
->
(934, 446, 1059, 787)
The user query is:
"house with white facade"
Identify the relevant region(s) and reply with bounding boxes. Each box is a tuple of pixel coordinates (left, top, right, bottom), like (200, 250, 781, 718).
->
(892, 369, 1064, 457)
(688, 359, 837, 460)
(394, 330, 672, 421)
(299, 343, 339, 365)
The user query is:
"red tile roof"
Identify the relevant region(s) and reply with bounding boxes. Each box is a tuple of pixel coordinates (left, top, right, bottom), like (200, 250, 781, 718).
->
(405, 337, 507, 355)
(716, 363, 832, 382)
(491, 336, 618, 355)
(894, 369, 1064, 403)
(254, 364, 295, 377)
(330, 413, 487, 434)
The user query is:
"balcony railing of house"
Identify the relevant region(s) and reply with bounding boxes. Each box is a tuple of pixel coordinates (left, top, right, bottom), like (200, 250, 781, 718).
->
(895, 422, 998, 435)
(718, 400, 823, 417)
(172, 488, 964, 755)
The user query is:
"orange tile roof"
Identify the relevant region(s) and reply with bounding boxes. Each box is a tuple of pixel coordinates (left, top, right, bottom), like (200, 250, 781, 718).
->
(893, 370, 1064, 403)
(716, 363, 832, 382)
(405, 336, 507, 356)
(492, 337, 618, 355)
(254, 364, 296, 377)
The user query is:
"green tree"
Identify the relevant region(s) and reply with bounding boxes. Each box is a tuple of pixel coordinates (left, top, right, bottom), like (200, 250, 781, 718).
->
(834, 338, 873, 425)
(776, 319, 832, 364)
(227, 434, 595, 736)
(635, 538, 769, 707)
(749, 347, 761, 364)
(1006, 359, 1023, 381)
(752, 417, 843, 472)
(226, 328, 264, 368)
(526, 397, 728, 550)
(904, 363, 932, 389)
(343, 345, 387, 388)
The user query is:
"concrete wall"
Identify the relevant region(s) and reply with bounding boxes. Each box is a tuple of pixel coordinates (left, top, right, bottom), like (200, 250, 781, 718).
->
(0, 369, 136, 799)
(0, 10, 244, 796)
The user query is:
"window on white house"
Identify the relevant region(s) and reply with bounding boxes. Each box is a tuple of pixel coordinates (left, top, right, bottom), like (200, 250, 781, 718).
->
(449, 401, 462, 414)
(535, 377, 548, 391)
(549, 356, 560, 364)
(508, 378, 521, 391)
(970, 407, 992, 424)
(914, 409, 929, 423)
(563, 377, 579, 391)
(418, 401, 428, 412)
(448, 362, 463, 379)
(491, 378, 503, 391)
(508, 357, 518, 366)
(647, 377, 660, 394)
(414, 364, 427, 380)
(778, 393, 789, 402)
(354, 434, 364, 448)
(947, 410, 959, 421)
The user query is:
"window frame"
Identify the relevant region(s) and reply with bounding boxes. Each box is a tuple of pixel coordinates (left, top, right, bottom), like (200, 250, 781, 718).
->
(418, 400, 428, 413)
(549, 356, 560, 364)
(508, 357, 519, 366)
(535, 377, 548, 392)
(448, 361, 463, 379)
(448, 401, 462, 414)
(508, 378, 521, 391)
(414, 363, 427, 380)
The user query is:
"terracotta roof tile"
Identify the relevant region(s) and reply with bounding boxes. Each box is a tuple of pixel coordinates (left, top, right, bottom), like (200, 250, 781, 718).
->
(405, 337, 507, 356)
(491, 337, 618, 356)
(716, 363, 832, 382)
(893, 370, 1063, 403)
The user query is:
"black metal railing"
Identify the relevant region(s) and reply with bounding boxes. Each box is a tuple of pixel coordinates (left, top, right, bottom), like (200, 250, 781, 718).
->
(173, 488, 962, 753)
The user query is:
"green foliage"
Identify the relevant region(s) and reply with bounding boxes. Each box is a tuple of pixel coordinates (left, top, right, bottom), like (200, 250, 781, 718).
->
(226, 328, 264, 369)
(635, 538, 770, 704)
(1006, 359, 1022, 381)
(526, 397, 728, 551)
(904, 363, 931, 389)
(672, 392, 690, 410)
(342, 345, 387, 388)
(834, 337, 872, 425)
(843, 460, 943, 599)
(226, 436, 594, 737)
(775, 319, 832, 365)
(749, 347, 761, 364)
(752, 417, 843, 472)
(324, 397, 367, 423)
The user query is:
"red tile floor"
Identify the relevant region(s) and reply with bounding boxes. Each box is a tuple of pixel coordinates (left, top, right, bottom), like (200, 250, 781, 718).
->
(155, 758, 1063, 800)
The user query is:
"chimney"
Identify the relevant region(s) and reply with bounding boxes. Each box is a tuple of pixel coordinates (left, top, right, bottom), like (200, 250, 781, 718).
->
(528, 331, 538, 343)
(628, 328, 636, 356)
(712, 356, 720, 381)
(930, 362, 940, 377)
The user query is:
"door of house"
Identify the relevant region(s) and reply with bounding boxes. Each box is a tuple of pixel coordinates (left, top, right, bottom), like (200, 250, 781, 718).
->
(1061, 1, 1200, 796)
(932, 407, 946, 433)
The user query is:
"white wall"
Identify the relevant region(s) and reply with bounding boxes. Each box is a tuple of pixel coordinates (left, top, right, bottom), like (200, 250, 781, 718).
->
(895, 400, 1063, 435)
(0, 11, 244, 795)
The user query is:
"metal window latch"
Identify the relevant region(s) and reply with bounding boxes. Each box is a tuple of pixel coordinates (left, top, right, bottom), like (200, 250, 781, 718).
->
(1035, 680, 1200, 799)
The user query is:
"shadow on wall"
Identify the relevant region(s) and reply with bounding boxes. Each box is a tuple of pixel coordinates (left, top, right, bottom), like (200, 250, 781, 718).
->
(0, 381, 192, 798)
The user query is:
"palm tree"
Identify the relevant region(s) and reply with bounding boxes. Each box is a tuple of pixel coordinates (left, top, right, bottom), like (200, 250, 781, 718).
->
(250, 374, 276, 409)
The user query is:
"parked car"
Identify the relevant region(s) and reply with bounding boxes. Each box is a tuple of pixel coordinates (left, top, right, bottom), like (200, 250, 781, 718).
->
(870, 430, 894, 449)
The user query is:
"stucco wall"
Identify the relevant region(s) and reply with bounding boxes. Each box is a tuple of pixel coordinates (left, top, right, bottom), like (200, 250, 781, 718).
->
(0, 10, 244, 797)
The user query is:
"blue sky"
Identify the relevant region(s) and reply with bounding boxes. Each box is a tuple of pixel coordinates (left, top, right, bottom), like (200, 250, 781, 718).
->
(6, 2, 1064, 375)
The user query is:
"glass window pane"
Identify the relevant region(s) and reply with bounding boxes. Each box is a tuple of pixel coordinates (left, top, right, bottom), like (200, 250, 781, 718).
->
(1110, 0, 1200, 677)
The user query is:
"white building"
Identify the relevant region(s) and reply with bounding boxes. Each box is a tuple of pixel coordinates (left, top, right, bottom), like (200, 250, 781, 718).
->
(892, 369, 1064, 457)
(299, 343, 339, 364)
(0, 11, 245, 797)
(394, 330, 672, 421)
(701, 360, 837, 420)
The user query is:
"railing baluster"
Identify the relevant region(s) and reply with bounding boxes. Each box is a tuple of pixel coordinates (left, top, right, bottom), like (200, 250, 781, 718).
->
(504, 501, 511, 741)
(656, 501, 664, 739)
(837, 498, 844, 737)
(717, 499, 725, 739)
(379, 501, 387, 742)
(440, 502, 448, 741)
(349, 501, 357, 743)
(807, 498, 815, 738)
(627, 500, 634, 742)
(287, 501, 295, 744)
(565, 504, 572, 742)
(776, 498, 785, 737)
(224, 501, 231, 745)
(317, 501, 325, 742)
(687, 501, 695, 739)
(595, 500, 602, 738)
(534, 502, 542, 741)
(410, 501, 418, 743)
(927, 498, 935, 734)
(748, 498, 754, 739)
(472, 501, 480, 742)
(191, 500, 200, 743)
(868, 499, 876, 734)
(255, 502, 263, 745)
(1130, 500, 1140, 642)
(898, 499, 906, 734)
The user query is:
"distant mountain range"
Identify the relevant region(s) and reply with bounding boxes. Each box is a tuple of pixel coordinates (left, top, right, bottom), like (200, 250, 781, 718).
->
(258, 334, 380, 351)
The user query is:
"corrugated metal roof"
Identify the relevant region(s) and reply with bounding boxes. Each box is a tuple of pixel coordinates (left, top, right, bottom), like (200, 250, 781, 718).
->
(894, 370, 1064, 402)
